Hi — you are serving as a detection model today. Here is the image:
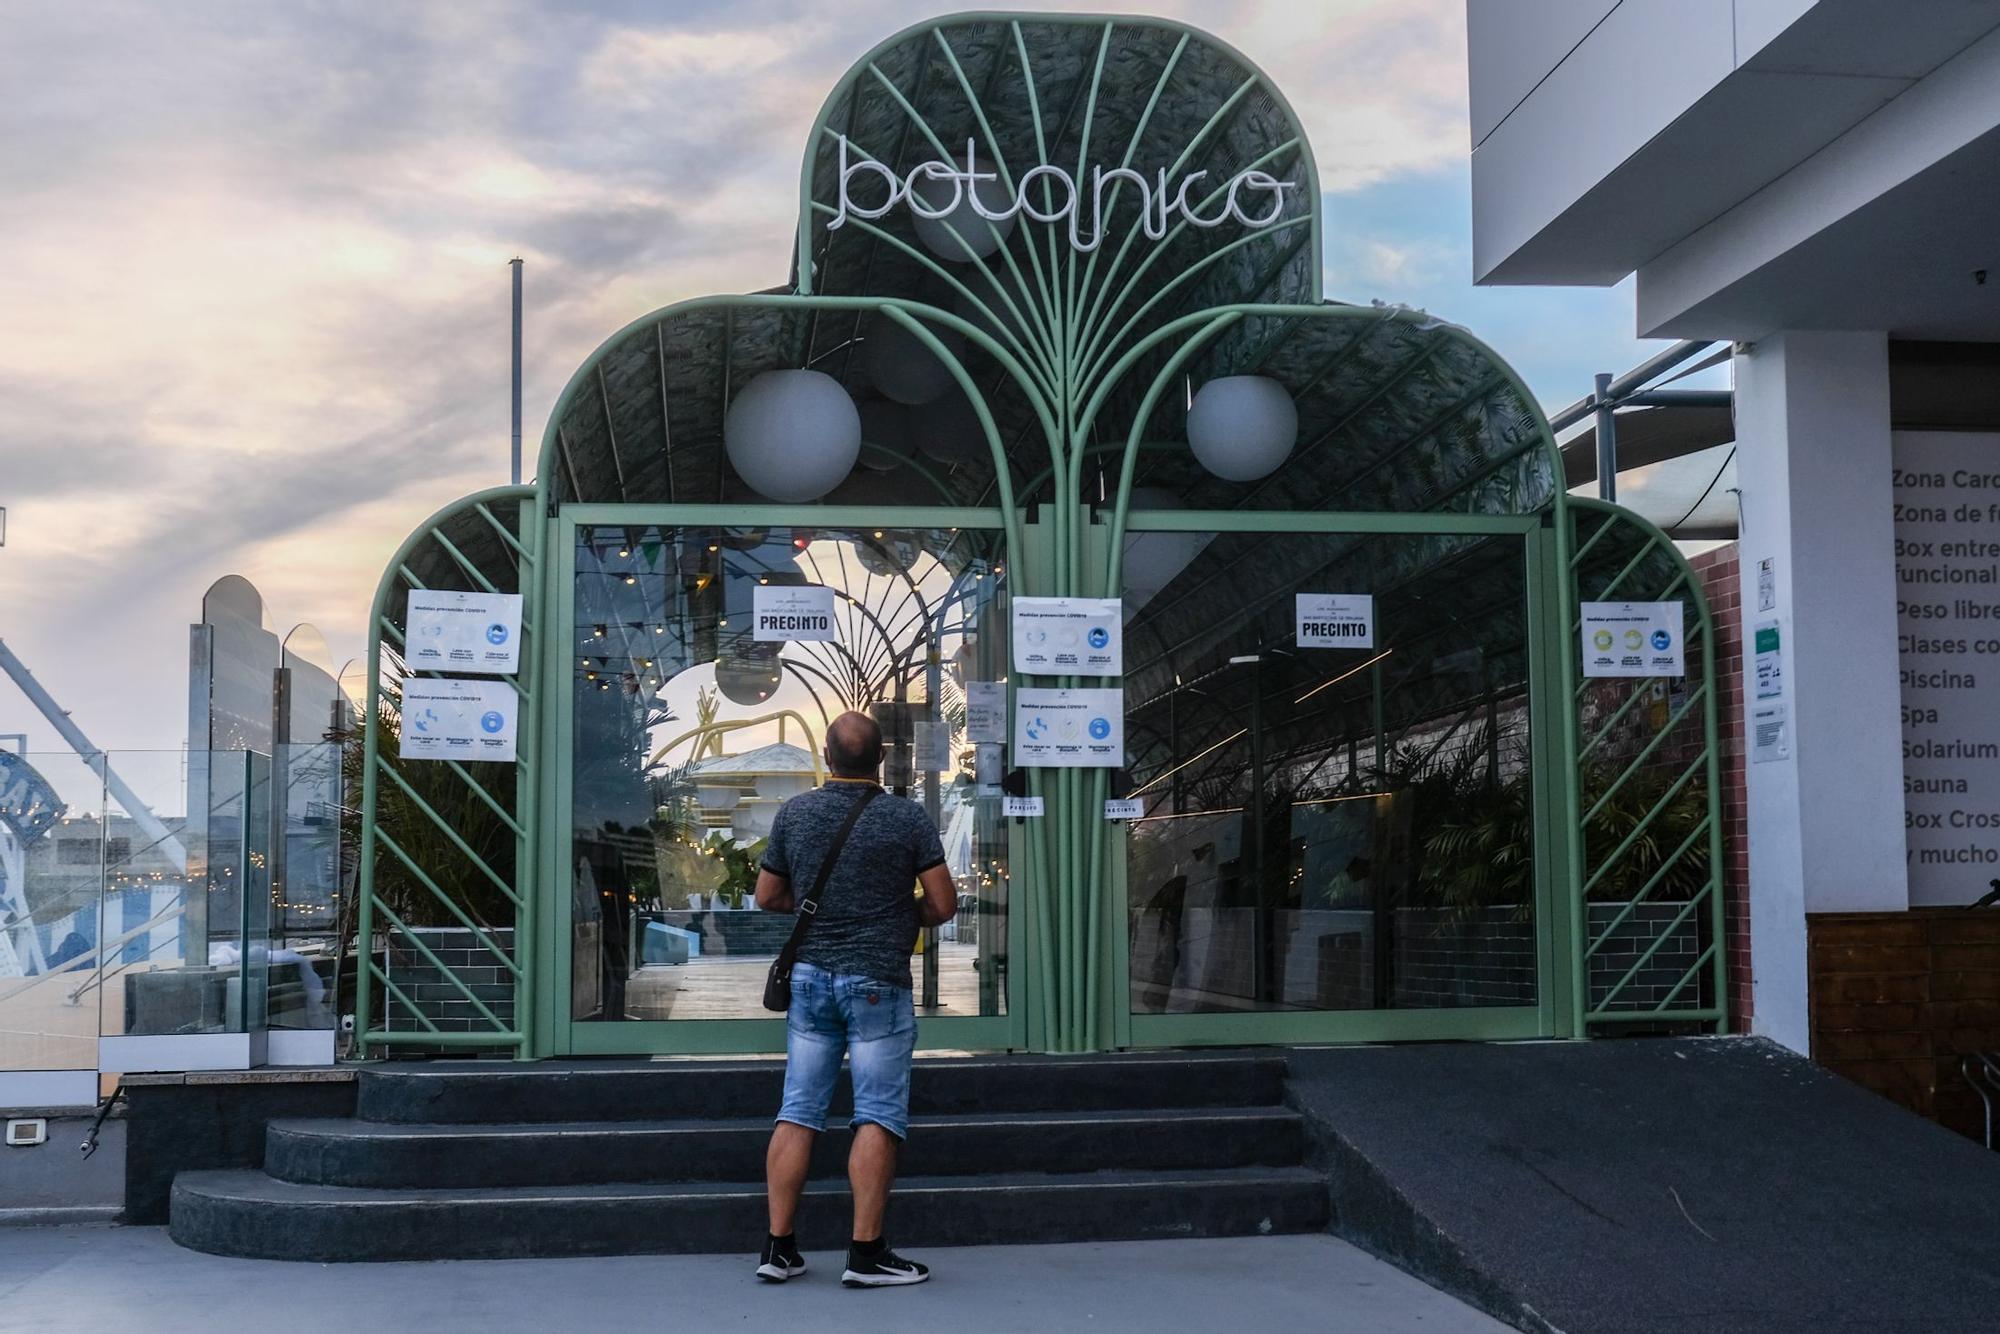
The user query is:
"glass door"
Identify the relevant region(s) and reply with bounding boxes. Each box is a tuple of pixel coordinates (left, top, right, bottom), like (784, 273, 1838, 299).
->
(548, 506, 1022, 1055)
(1117, 514, 1559, 1045)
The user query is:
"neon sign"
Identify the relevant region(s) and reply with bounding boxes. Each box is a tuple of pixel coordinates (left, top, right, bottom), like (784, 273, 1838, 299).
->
(829, 136, 1295, 253)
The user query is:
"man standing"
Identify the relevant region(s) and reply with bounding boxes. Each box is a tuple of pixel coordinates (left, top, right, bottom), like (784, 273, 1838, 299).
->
(753, 710, 958, 1288)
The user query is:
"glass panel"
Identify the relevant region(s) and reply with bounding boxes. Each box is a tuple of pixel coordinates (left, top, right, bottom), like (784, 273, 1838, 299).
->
(1124, 527, 1537, 1014)
(570, 521, 1010, 1022)
(0, 750, 107, 1072)
(104, 750, 273, 1038)
(0, 749, 281, 1069)
(269, 741, 341, 1029)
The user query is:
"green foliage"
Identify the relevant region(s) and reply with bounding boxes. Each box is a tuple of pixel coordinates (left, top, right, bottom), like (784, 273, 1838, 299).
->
(699, 831, 767, 909)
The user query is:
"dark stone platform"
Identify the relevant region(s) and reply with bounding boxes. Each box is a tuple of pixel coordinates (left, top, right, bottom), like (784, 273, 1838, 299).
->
(1286, 1036, 2000, 1334)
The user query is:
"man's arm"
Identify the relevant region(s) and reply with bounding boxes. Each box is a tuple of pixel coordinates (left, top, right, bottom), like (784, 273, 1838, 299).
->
(916, 862, 957, 927)
(755, 869, 795, 914)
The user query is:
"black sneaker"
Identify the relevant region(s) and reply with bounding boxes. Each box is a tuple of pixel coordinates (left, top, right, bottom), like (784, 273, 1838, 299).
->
(756, 1235, 807, 1282)
(841, 1243, 930, 1288)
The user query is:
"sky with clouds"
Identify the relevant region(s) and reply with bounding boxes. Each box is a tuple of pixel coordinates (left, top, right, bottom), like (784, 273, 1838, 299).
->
(0, 0, 1676, 761)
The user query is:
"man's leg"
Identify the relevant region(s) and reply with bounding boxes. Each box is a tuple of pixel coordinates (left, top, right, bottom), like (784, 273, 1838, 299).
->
(761, 964, 839, 1281)
(847, 1123, 897, 1242)
(839, 976, 926, 1286)
(766, 1121, 817, 1235)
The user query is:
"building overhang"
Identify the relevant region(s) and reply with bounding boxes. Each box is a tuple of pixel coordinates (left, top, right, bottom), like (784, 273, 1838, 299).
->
(1471, 1, 2000, 340)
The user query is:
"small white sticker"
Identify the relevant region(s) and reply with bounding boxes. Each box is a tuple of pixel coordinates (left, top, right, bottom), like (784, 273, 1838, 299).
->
(753, 585, 836, 641)
(1296, 593, 1374, 649)
(1104, 799, 1144, 821)
(1003, 796, 1045, 817)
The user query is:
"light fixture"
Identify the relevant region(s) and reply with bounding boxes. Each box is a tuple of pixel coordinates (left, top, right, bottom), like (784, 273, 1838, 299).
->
(1186, 375, 1297, 482)
(912, 384, 986, 465)
(725, 369, 861, 502)
(856, 397, 918, 470)
(862, 319, 960, 405)
(912, 156, 1015, 262)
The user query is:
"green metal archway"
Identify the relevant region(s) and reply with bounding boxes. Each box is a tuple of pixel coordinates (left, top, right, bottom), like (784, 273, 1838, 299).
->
(354, 12, 1723, 1059)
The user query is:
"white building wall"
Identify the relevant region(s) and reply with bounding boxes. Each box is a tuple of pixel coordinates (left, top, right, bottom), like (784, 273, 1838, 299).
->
(1734, 331, 1909, 1052)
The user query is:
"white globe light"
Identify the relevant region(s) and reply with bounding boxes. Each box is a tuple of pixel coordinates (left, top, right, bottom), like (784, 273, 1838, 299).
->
(714, 653, 781, 706)
(912, 164, 1016, 262)
(1186, 375, 1298, 482)
(855, 398, 916, 472)
(912, 386, 987, 465)
(862, 317, 961, 405)
(724, 369, 860, 503)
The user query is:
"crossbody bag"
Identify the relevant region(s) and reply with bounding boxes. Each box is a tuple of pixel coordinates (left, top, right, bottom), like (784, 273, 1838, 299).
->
(761, 786, 880, 1013)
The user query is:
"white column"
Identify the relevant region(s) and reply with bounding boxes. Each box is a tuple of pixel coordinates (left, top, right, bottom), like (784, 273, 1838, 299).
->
(1733, 331, 1907, 1055)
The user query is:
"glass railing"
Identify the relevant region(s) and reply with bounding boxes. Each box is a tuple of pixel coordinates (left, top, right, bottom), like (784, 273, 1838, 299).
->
(0, 746, 345, 1075)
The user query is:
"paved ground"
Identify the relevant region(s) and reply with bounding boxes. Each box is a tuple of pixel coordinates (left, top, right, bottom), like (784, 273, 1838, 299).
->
(0, 1226, 1507, 1333)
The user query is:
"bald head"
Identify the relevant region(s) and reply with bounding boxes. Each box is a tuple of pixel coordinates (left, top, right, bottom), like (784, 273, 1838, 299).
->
(825, 710, 883, 779)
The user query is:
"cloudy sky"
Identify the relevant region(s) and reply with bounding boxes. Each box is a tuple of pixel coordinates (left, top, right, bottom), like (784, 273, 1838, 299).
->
(0, 0, 1669, 761)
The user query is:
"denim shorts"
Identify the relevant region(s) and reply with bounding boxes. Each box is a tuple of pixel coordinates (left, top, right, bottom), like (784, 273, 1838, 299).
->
(776, 961, 917, 1140)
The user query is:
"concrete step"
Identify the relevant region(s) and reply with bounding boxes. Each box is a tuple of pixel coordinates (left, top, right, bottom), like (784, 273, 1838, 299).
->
(170, 1165, 1331, 1262)
(354, 1053, 1289, 1124)
(264, 1105, 1308, 1189)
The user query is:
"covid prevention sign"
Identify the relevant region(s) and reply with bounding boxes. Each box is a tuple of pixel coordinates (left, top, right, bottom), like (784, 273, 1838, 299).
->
(400, 678, 518, 762)
(406, 590, 523, 675)
(1012, 597, 1122, 675)
(1296, 593, 1374, 649)
(753, 584, 836, 641)
(1580, 601, 1685, 678)
(1013, 687, 1123, 767)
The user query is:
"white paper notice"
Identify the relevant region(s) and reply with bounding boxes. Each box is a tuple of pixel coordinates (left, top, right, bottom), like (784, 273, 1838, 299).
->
(1104, 799, 1144, 821)
(1003, 796, 1045, 817)
(1014, 687, 1123, 767)
(975, 742, 1003, 788)
(1012, 597, 1122, 675)
(1751, 701, 1791, 764)
(406, 590, 523, 675)
(1580, 601, 1685, 678)
(753, 585, 836, 641)
(912, 719, 953, 772)
(400, 678, 518, 762)
(965, 681, 1007, 744)
(1295, 593, 1375, 649)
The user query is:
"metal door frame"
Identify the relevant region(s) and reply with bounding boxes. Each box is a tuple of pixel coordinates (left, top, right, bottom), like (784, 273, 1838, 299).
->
(1110, 508, 1568, 1047)
(538, 502, 1029, 1057)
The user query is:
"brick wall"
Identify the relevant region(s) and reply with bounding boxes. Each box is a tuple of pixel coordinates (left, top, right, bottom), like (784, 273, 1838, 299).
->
(382, 927, 517, 1052)
(1690, 543, 1752, 1031)
(1809, 910, 2000, 1142)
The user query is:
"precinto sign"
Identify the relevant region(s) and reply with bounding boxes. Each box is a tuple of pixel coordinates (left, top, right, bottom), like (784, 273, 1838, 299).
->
(829, 137, 1294, 252)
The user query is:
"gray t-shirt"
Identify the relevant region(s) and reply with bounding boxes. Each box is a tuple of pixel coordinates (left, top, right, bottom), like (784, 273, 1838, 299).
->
(761, 781, 947, 990)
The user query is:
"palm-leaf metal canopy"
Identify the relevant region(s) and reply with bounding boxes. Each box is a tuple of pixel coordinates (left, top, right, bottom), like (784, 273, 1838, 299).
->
(536, 12, 1560, 556)
(360, 13, 1721, 1060)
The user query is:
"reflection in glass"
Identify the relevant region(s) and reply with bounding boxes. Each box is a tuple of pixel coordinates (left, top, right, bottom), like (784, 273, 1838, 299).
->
(570, 524, 1010, 1022)
(0, 749, 279, 1070)
(1125, 529, 1537, 1013)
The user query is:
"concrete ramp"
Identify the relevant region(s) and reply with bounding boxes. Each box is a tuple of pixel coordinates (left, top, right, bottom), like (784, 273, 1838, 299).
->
(1289, 1037, 2000, 1334)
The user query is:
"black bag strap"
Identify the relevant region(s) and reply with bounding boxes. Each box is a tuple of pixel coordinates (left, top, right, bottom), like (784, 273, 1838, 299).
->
(774, 785, 879, 971)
